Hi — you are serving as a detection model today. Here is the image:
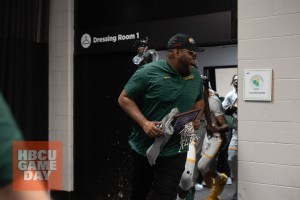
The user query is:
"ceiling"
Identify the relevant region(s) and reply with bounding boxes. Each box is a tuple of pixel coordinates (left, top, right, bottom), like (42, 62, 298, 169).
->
(75, 0, 237, 32)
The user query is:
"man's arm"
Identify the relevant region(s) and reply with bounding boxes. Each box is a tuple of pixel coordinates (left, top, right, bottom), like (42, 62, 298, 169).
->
(210, 97, 229, 134)
(118, 90, 148, 128)
(224, 105, 237, 116)
(222, 93, 237, 115)
(214, 115, 229, 133)
(118, 90, 161, 138)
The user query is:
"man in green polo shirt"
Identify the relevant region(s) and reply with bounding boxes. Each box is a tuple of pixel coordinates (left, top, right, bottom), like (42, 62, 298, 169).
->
(118, 33, 205, 200)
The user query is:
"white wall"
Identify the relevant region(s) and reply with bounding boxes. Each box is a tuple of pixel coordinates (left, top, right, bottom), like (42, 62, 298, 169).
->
(196, 45, 237, 97)
(196, 45, 237, 72)
(215, 68, 237, 97)
(49, 0, 74, 191)
(238, 0, 300, 199)
(157, 45, 237, 74)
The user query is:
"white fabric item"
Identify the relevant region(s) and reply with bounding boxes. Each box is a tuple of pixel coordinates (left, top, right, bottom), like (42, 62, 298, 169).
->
(146, 108, 179, 166)
(195, 183, 204, 190)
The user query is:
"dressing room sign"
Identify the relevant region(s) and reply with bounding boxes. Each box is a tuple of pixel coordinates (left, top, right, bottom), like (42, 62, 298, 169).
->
(75, 11, 232, 54)
(13, 141, 62, 191)
(80, 32, 141, 49)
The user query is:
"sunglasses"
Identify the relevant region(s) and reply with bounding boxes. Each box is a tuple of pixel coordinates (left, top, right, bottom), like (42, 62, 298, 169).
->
(181, 49, 196, 57)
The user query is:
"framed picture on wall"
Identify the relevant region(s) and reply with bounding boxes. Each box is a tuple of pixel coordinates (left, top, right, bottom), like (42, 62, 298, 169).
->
(243, 69, 272, 101)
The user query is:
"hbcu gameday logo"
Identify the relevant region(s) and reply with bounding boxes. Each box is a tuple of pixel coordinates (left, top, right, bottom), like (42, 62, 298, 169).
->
(13, 141, 62, 191)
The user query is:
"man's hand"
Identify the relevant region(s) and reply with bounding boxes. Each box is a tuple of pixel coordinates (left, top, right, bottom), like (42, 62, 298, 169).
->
(201, 75, 210, 89)
(143, 121, 163, 138)
(224, 105, 237, 115)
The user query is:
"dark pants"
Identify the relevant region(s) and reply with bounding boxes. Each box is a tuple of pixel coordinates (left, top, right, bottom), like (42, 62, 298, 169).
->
(130, 150, 187, 200)
(217, 131, 232, 177)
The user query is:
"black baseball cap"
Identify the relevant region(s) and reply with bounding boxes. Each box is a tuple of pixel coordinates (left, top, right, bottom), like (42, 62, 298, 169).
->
(167, 33, 204, 52)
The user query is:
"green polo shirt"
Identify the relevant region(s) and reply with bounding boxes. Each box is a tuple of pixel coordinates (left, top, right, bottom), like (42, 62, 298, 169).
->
(124, 60, 203, 156)
(0, 92, 23, 187)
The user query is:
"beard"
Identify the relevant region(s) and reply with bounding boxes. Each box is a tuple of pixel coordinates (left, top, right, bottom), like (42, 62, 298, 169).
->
(178, 57, 191, 77)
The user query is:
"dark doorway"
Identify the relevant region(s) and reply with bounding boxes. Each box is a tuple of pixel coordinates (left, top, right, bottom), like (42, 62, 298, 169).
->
(203, 65, 237, 96)
(73, 52, 137, 199)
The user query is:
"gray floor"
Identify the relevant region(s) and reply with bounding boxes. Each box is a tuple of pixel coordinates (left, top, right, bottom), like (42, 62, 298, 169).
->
(194, 180, 237, 200)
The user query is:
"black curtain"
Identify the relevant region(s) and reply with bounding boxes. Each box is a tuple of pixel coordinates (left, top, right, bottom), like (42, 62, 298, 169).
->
(70, 52, 136, 199)
(0, 0, 49, 141)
